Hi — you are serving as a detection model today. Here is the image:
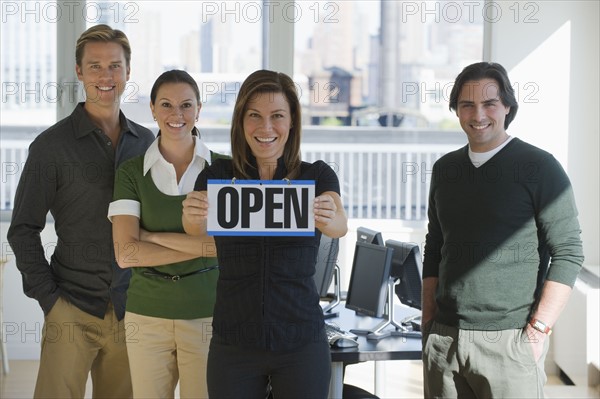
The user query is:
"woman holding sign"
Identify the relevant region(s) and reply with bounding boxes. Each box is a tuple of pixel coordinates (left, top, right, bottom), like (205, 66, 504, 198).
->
(183, 69, 348, 398)
(110, 70, 226, 398)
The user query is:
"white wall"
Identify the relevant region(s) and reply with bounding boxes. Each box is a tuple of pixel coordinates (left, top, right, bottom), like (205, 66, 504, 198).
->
(1, 219, 51, 359)
(486, 0, 600, 385)
(486, 0, 599, 267)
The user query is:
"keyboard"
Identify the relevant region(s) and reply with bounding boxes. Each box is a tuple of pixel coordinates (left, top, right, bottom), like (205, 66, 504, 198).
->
(410, 315, 422, 332)
(325, 323, 359, 348)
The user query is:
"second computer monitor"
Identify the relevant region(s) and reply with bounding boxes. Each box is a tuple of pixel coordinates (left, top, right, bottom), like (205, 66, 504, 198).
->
(385, 240, 423, 310)
(313, 235, 339, 297)
(345, 241, 393, 318)
(356, 226, 384, 246)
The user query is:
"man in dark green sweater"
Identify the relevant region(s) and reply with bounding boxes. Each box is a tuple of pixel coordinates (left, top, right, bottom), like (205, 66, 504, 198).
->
(421, 62, 584, 398)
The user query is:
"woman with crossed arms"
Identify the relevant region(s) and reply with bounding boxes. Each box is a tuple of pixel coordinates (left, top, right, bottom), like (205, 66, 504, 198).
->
(110, 70, 225, 398)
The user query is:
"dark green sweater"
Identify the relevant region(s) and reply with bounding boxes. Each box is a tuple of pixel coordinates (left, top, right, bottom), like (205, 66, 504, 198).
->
(423, 138, 583, 330)
(113, 156, 218, 319)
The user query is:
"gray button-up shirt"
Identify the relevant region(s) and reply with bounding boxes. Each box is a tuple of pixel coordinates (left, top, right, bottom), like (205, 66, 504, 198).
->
(8, 103, 155, 320)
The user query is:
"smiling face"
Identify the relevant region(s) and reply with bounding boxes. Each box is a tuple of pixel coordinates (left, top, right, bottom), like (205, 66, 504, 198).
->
(150, 82, 201, 140)
(456, 78, 511, 152)
(76, 41, 130, 107)
(243, 91, 291, 166)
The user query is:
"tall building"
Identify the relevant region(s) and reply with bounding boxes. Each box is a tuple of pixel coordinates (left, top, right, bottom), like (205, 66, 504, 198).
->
(95, 1, 126, 30)
(200, 20, 214, 73)
(378, 0, 400, 112)
(181, 30, 202, 73)
(1, 16, 56, 125)
(125, 10, 162, 102)
(366, 33, 380, 106)
(311, 2, 356, 72)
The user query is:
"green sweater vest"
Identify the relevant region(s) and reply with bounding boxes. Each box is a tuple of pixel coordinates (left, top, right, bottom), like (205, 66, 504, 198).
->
(113, 155, 221, 319)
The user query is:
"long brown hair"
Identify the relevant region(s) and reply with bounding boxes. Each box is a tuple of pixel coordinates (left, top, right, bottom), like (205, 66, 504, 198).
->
(230, 70, 302, 179)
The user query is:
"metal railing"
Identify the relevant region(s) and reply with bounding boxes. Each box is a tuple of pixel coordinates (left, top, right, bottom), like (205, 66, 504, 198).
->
(1, 139, 30, 212)
(302, 143, 457, 220)
(1, 126, 465, 220)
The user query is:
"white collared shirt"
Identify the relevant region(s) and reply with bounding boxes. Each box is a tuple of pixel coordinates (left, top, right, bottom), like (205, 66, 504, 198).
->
(108, 135, 211, 220)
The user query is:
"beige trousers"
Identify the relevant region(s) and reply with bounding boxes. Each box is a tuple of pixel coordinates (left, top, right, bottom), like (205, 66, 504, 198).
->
(34, 297, 131, 398)
(124, 311, 213, 399)
(423, 321, 550, 398)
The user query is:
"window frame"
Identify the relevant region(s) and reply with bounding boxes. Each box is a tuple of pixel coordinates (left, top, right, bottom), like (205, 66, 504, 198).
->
(55, 0, 295, 121)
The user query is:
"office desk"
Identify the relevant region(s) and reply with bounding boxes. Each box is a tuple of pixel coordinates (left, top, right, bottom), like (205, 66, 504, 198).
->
(327, 304, 422, 399)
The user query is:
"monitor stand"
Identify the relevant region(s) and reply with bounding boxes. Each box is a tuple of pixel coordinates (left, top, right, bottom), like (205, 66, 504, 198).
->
(322, 264, 341, 319)
(350, 278, 420, 340)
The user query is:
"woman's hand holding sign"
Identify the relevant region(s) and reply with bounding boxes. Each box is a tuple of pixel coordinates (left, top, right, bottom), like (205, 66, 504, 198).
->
(314, 191, 348, 238)
(182, 190, 209, 236)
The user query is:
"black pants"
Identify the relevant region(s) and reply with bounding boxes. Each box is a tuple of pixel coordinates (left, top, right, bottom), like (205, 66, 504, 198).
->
(207, 334, 331, 399)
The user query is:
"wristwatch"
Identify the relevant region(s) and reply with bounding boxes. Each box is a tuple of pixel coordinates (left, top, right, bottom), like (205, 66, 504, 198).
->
(529, 318, 553, 335)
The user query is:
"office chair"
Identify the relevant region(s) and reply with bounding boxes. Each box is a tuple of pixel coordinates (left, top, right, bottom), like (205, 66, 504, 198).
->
(265, 383, 378, 399)
(341, 363, 380, 399)
(343, 383, 380, 398)
(314, 235, 344, 319)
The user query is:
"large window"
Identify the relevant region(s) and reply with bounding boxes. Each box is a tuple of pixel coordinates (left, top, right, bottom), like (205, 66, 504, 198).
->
(293, 1, 483, 128)
(1, 5, 57, 211)
(1, 0, 482, 217)
(0, 1, 263, 128)
(1, 5, 57, 126)
(86, 1, 263, 125)
(1, 1, 483, 129)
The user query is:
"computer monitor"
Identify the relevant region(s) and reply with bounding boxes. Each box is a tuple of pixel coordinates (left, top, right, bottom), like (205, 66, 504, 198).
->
(313, 235, 341, 318)
(386, 240, 423, 311)
(345, 241, 393, 318)
(356, 226, 384, 246)
(349, 240, 424, 340)
(313, 235, 339, 297)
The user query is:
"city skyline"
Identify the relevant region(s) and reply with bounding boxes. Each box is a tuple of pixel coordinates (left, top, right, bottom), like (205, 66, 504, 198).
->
(1, 1, 481, 127)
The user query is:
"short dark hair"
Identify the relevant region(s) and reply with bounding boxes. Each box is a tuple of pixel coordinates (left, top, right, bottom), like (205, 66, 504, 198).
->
(230, 69, 302, 179)
(76, 24, 131, 67)
(150, 70, 201, 105)
(449, 62, 518, 129)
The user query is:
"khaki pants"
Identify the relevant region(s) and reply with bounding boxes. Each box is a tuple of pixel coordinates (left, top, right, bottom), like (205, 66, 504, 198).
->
(124, 312, 213, 399)
(423, 321, 549, 398)
(34, 297, 131, 398)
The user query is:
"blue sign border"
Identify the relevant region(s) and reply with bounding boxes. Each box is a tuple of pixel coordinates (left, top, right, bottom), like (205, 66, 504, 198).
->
(207, 179, 316, 185)
(206, 179, 316, 237)
(209, 231, 316, 236)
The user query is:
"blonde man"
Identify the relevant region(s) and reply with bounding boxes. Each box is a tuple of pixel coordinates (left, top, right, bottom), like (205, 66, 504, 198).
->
(8, 24, 154, 398)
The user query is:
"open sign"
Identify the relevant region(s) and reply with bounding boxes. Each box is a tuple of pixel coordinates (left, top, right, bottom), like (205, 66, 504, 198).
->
(206, 180, 315, 236)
